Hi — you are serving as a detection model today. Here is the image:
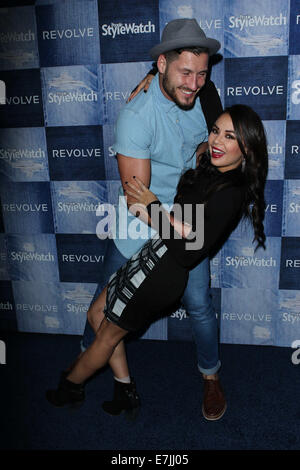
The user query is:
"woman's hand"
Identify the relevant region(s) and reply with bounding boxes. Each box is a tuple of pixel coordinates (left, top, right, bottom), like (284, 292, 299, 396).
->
(125, 176, 158, 207)
(127, 74, 154, 102)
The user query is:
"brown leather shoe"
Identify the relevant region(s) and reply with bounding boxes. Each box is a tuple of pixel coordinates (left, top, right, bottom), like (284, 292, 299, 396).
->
(202, 378, 227, 421)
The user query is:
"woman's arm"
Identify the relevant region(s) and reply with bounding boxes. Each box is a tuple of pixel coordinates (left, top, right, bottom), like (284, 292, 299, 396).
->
(127, 64, 157, 102)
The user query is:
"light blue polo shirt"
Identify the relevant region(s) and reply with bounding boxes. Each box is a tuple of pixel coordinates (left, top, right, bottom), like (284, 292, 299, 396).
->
(112, 74, 208, 258)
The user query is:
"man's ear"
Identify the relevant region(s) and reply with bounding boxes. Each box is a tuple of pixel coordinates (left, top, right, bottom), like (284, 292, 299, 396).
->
(157, 54, 167, 74)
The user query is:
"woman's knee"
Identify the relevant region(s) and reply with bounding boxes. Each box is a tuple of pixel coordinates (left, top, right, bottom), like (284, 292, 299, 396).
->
(87, 303, 96, 325)
(95, 318, 126, 349)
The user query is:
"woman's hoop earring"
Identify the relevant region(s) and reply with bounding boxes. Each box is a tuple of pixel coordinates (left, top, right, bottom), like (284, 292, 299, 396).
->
(241, 158, 246, 172)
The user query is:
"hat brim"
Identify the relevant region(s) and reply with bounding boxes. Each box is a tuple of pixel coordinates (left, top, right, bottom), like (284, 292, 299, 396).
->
(149, 37, 220, 60)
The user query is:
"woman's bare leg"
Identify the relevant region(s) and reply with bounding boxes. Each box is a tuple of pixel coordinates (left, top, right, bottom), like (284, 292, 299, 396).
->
(87, 286, 130, 379)
(67, 318, 128, 384)
(67, 286, 130, 380)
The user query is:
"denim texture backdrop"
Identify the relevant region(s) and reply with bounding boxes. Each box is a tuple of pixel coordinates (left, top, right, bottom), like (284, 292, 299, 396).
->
(0, 0, 299, 347)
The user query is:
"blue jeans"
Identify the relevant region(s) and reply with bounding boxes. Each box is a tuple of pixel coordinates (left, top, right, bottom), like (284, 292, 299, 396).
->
(81, 239, 220, 375)
(182, 258, 220, 375)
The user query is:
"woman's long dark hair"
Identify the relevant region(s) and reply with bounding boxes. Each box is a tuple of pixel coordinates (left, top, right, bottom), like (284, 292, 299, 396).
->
(175, 104, 269, 250)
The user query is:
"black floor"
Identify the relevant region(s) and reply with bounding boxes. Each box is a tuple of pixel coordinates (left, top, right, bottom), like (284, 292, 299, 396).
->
(1, 331, 300, 451)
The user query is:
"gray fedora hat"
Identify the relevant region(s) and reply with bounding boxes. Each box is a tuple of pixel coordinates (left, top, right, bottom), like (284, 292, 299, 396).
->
(150, 18, 220, 60)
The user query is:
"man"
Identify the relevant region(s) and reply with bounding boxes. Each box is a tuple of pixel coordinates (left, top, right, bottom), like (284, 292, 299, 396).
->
(81, 18, 225, 421)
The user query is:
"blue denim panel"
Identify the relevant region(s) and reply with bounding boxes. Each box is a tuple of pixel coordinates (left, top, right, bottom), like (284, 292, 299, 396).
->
(159, 0, 224, 54)
(276, 290, 300, 346)
(221, 237, 281, 289)
(103, 124, 120, 181)
(101, 61, 152, 125)
(6, 234, 59, 282)
(51, 181, 107, 234)
(225, 56, 288, 120)
(220, 287, 277, 345)
(0, 235, 9, 281)
(106, 181, 120, 208)
(0, 6, 39, 71)
(210, 250, 222, 289)
(0, 281, 17, 331)
(41, 65, 104, 126)
(56, 234, 108, 283)
(98, 0, 160, 63)
(224, 0, 289, 58)
(263, 120, 285, 180)
(0, 182, 54, 234)
(285, 121, 300, 179)
(0, 201, 4, 233)
(60, 282, 97, 335)
(0, 127, 49, 183)
(282, 180, 300, 237)
(81, 237, 128, 349)
(287, 55, 300, 120)
(0, 69, 44, 127)
(13, 280, 64, 334)
(264, 180, 283, 237)
(140, 317, 168, 341)
(280, 237, 300, 290)
(168, 305, 193, 342)
(210, 60, 224, 109)
(36, 0, 100, 67)
(289, 0, 300, 55)
(46, 125, 105, 181)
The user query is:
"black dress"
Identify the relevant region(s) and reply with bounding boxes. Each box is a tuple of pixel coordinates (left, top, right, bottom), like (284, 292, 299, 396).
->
(104, 167, 245, 332)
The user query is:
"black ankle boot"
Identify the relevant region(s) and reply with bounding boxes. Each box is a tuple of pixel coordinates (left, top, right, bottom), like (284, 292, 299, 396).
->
(46, 375, 85, 408)
(102, 378, 140, 420)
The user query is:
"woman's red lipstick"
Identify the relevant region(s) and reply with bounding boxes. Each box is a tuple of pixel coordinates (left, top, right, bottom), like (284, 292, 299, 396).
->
(211, 146, 225, 158)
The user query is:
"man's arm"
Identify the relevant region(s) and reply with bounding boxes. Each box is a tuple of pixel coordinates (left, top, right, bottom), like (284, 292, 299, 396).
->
(117, 153, 151, 207)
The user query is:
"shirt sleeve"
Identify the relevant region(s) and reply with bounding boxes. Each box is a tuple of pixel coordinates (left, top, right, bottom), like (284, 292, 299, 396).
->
(113, 108, 153, 159)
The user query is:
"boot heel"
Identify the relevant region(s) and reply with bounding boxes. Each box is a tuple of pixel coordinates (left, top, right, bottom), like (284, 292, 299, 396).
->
(124, 406, 139, 421)
(46, 377, 85, 408)
(102, 377, 140, 419)
(69, 400, 84, 410)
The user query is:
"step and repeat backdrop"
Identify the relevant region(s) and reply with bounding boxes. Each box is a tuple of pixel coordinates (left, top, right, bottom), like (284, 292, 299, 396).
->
(0, 0, 300, 347)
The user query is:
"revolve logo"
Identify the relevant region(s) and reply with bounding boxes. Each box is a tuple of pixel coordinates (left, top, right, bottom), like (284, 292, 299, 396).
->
(42, 28, 94, 40)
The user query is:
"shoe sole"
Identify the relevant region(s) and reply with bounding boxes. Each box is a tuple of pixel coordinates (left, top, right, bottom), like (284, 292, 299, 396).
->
(124, 406, 140, 422)
(102, 405, 140, 422)
(202, 402, 227, 421)
(46, 392, 84, 410)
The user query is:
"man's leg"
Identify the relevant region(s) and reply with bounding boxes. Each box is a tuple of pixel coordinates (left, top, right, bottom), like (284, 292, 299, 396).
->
(181, 257, 226, 420)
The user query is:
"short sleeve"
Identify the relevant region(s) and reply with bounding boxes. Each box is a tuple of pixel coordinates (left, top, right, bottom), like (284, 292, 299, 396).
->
(113, 108, 153, 159)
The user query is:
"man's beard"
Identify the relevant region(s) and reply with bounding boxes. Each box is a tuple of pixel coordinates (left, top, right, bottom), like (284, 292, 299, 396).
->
(162, 74, 197, 111)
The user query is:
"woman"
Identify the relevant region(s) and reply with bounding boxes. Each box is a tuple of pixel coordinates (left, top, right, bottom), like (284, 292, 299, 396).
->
(46, 104, 268, 416)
